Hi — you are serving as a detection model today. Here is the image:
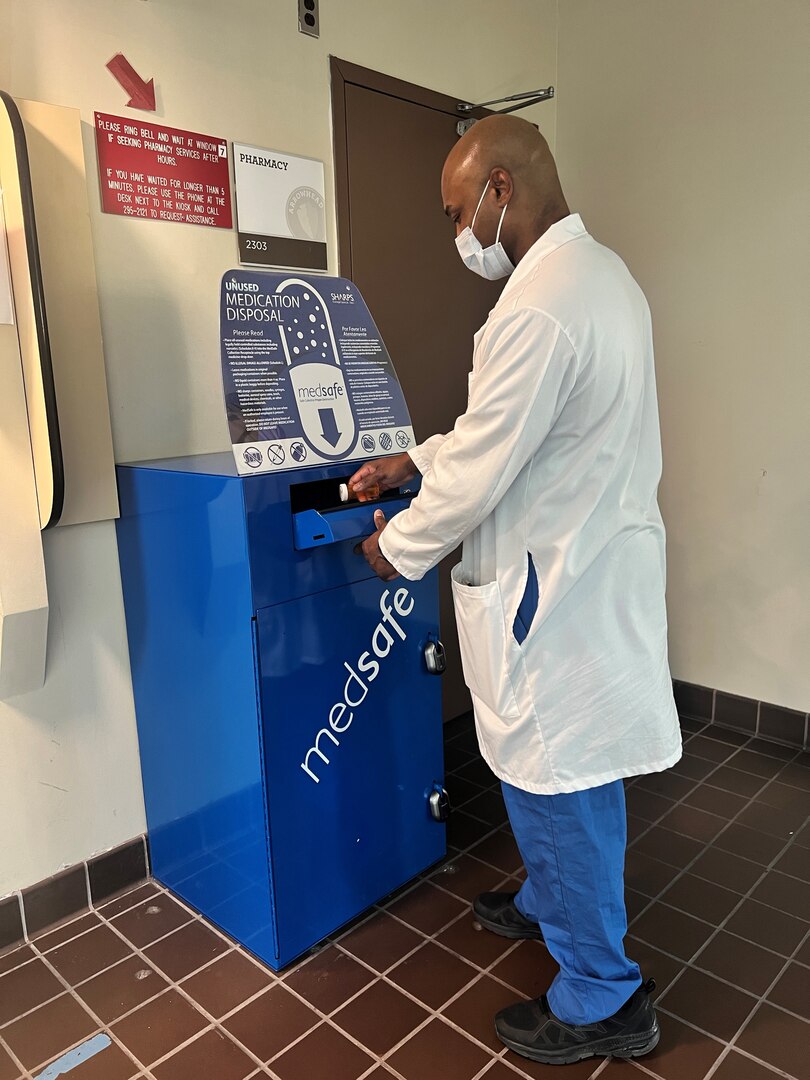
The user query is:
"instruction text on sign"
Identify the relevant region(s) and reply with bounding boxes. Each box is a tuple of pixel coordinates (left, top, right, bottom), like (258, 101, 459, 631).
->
(94, 112, 232, 228)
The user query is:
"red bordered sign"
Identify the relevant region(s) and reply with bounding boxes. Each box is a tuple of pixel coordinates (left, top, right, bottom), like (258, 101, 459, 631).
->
(95, 111, 232, 228)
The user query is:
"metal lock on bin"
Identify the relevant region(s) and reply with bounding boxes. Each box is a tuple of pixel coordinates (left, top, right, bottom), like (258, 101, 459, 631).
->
(429, 785, 451, 822)
(424, 637, 447, 675)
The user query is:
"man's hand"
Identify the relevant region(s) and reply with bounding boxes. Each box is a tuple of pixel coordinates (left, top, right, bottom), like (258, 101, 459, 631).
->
(357, 510, 400, 581)
(349, 452, 416, 497)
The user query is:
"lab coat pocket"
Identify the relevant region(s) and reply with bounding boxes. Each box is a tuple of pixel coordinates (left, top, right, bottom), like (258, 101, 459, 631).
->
(451, 564, 521, 719)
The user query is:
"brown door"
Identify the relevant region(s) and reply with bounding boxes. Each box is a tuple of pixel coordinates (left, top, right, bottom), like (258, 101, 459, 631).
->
(332, 59, 502, 722)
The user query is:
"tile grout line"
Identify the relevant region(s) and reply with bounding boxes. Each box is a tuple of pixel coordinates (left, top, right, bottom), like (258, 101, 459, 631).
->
(681, 720, 805, 761)
(16, 892, 29, 952)
(20, 941, 157, 1080)
(652, 1003, 802, 1080)
(700, 922, 810, 1080)
(447, 817, 506, 856)
(631, 728, 752, 836)
(630, 860, 810, 946)
(617, 1062, 661, 1080)
(94, 895, 280, 1078)
(370, 947, 541, 1070)
(12, 863, 150, 955)
(661, 754, 805, 914)
(92, 881, 356, 1079)
(620, 734, 810, 1066)
(273, 984, 437, 1076)
(690, 691, 808, 757)
(274, 909, 523, 1069)
(82, 862, 92, 916)
(425, 753, 810, 965)
(354, 1062, 394, 1080)
(628, 846, 804, 934)
(456, 729, 803, 909)
(128, 884, 419, 1073)
(332, 892, 548, 1000)
(258, 871, 550, 1072)
(623, 917, 808, 999)
(722, 1057, 798, 1080)
(334, 900, 513, 979)
(626, 729, 803, 915)
(0, 1031, 33, 1080)
(6, 882, 157, 970)
(470, 1062, 500, 1080)
(475, 1043, 612, 1080)
(0, 893, 207, 1032)
(31, 914, 104, 956)
(453, 736, 800, 924)
(650, 801, 810, 1027)
(684, 943, 809, 1004)
(94, 880, 506, 1078)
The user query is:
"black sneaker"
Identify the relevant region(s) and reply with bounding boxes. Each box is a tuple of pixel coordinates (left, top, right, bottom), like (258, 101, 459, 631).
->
(472, 892, 544, 940)
(495, 979, 659, 1065)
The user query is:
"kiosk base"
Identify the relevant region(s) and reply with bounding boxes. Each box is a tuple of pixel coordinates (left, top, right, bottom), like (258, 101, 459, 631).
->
(116, 453, 447, 969)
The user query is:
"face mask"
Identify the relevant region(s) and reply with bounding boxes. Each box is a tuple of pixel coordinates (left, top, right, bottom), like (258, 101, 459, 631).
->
(455, 181, 515, 280)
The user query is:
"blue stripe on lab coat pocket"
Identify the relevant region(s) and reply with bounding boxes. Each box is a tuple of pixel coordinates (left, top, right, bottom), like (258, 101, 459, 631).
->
(513, 553, 539, 645)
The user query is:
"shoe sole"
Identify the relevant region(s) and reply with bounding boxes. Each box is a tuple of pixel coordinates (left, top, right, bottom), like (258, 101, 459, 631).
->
(498, 1020, 660, 1065)
(472, 908, 544, 942)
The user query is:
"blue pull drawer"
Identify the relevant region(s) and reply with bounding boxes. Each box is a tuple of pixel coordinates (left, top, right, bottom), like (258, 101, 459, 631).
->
(292, 496, 412, 550)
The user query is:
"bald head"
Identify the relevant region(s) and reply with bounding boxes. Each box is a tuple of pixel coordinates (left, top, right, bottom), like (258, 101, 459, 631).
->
(443, 115, 561, 198)
(442, 115, 568, 269)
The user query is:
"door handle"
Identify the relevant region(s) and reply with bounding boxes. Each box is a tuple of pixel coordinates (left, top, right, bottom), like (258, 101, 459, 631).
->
(429, 785, 451, 822)
(424, 638, 446, 675)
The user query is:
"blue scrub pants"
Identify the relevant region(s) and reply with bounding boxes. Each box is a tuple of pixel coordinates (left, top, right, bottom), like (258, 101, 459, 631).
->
(502, 778, 641, 1025)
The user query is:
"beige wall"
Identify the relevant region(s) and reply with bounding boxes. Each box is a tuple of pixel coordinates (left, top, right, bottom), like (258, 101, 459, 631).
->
(556, 0, 810, 713)
(6, 0, 804, 899)
(0, 0, 557, 893)
(0, 523, 145, 895)
(3, 0, 557, 466)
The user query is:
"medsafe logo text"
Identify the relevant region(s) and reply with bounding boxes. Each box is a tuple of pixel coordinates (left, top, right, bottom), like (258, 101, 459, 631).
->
(301, 588, 415, 783)
(296, 381, 345, 401)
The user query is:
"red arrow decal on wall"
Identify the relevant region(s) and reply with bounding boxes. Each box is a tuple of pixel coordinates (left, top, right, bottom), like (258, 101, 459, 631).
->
(106, 53, 156, 111)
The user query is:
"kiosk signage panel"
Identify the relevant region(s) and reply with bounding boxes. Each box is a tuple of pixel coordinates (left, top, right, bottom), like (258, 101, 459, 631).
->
(220, 270, 415, 475)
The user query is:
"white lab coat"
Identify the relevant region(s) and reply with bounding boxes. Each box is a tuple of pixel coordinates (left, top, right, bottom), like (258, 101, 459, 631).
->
(379, 214, 682, 794)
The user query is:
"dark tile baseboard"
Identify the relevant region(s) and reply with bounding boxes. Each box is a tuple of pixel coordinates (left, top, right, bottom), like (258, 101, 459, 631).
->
(0, 894, 24, 954)
(0, 835, 147, 955)
(22, 863, 89, 937)
(674, 680, 809, 750)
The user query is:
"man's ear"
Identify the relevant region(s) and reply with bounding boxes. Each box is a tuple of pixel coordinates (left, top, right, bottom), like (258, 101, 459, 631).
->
(490, 167, 513, 205)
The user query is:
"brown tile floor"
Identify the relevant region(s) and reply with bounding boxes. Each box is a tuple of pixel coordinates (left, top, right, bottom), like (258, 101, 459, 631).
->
(1, 716, 808, 1080)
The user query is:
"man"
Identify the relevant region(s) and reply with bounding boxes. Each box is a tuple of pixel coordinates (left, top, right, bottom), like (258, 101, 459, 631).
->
(350, 115, 681, 1066)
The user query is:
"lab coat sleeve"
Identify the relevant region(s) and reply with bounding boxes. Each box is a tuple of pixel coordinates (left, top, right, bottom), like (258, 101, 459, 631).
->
(408, 433, 449, 477)
(379, 307, 578, 580)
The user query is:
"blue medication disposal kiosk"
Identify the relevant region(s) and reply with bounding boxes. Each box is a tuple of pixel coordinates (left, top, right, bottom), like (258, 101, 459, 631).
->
(116, 272, 448, 970)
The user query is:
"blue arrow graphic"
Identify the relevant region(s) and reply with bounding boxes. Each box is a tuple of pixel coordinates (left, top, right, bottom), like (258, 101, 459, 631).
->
(319, 408, 342, 447)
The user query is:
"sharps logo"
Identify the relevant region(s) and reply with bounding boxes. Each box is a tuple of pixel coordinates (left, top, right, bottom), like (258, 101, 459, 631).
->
(301, 588, 415, 783)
